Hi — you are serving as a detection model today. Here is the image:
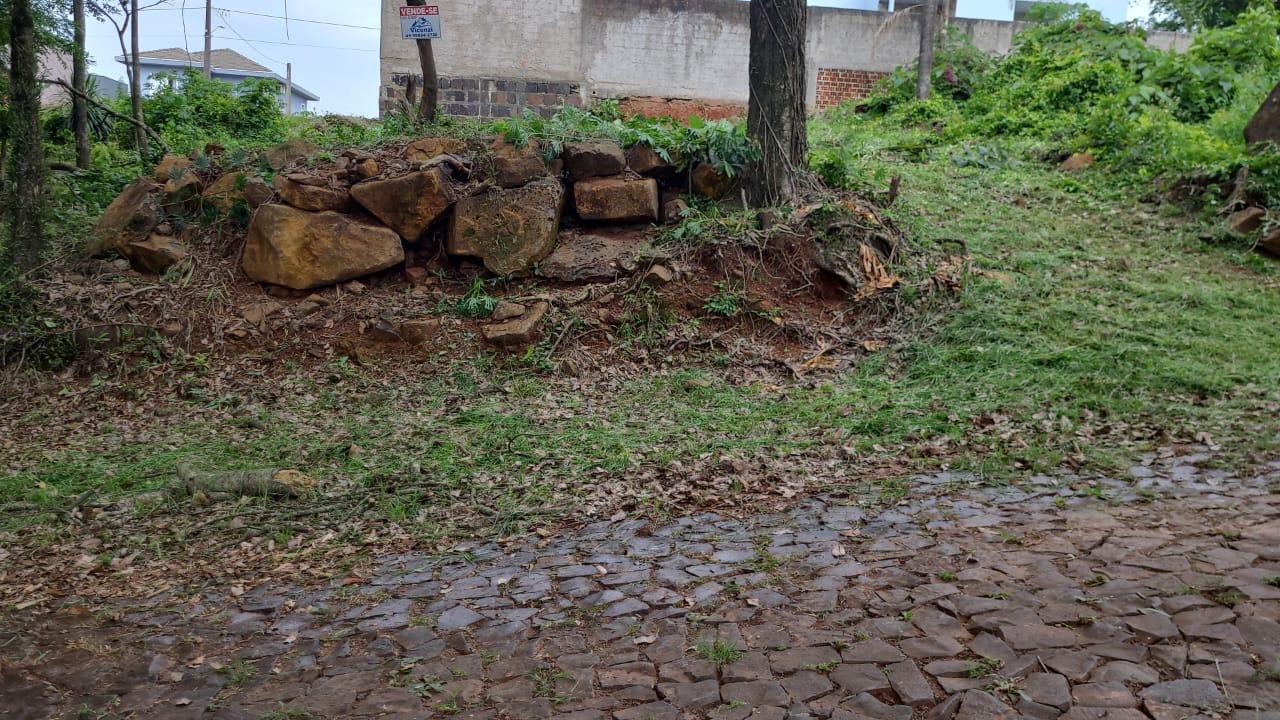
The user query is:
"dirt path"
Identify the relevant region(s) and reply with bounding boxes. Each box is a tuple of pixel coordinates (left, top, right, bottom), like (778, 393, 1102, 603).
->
(3, 449, 1279, 719)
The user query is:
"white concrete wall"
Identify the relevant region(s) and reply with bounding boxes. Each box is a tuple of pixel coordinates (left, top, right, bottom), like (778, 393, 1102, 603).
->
(378, 0, 1191, 112)
(379, 0, 584, 95)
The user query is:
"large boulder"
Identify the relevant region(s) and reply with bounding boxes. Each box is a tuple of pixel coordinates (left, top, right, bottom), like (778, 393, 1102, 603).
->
(263, 139, 320, 170)
(574, 176, 659, 223)
(405, 137, 467, 162)
(492, 140, 547, 188)
(625, 145, 678, 177)
(563, 140, 626, 181)
(350, 168, 455, 241)
(243, 204, 405, 290)
(1245, 80, 1280, 149)
(448, 178, 565, 276)
(123, 234, 188, 274)
(162, 170, 203, 207)
(203, 172, 272, 213)
(88, 177, 160, 256)
(274, 173, 352, 213)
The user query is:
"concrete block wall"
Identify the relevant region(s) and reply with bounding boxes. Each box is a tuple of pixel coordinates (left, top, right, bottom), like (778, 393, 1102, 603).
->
(378, 0, 1190, 119)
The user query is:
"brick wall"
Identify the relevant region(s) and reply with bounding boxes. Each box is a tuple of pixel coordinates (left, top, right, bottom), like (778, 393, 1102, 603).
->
(815, 68, 889, 110)
(383, 74, 582, 118)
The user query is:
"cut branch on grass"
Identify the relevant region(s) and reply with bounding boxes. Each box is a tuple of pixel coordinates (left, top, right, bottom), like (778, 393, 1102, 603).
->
(172, 463, 315, 499)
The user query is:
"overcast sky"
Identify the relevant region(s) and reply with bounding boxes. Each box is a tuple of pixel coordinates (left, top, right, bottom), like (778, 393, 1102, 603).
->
(85, 0, 1151, 118)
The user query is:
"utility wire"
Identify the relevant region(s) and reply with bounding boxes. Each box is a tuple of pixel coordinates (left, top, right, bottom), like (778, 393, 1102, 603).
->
(140, 4, 378, 30)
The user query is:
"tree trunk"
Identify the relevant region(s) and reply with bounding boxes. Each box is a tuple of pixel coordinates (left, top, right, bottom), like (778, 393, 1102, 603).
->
(129, 0, 148, 156)
(916, 0, 938, 101)
(745, 0, 809, 207)
(73, 0, 92, 169)
(7, 0, 46, 271)
(405, 0, 439, 122)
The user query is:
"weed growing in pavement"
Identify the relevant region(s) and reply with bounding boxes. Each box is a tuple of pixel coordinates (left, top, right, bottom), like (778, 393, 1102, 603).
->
(695, 638, 744, 667)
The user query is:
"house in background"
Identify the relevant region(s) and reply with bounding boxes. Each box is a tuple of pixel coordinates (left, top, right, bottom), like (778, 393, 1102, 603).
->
(116, 48, 319, 113)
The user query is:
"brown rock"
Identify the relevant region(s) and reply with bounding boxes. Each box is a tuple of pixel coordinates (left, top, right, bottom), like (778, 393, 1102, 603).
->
(351, 168, 455, 241)
(481, 301, 548, 348)
(574, 176, 659, 223)
(1245, 80, 1280, 148)
(1059, 153, 1095, 172)
(448, 177, 565, 275)
(153, 154, 193, 182)
(563, 140, 626, 181)
(491, 301, 526, 322)
(203, 173, 271, 213)
(643, 265, 675, 286)
(1228, 206, 1266, 234)
(626, 144, 676, 176)
(242, 204, 404, 290)
(274, 174, 352, 213)
(123, 234, 188, 274)
(492, 140, 548, 188)
(88, 177, 160, 256)
(163, 170, 202, 207)
(691, 162, 734, 199)
(264, 138, 319, 170)
(354, 158, 380, 180)
(539, 228, 656, 282)
(405, 137, 467, 162)
(404, 266, 432, 286)
(663, 197, 689, 225)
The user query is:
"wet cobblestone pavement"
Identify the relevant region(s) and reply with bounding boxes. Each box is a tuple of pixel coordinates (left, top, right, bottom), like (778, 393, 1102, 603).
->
(4, 449, 1280, 719)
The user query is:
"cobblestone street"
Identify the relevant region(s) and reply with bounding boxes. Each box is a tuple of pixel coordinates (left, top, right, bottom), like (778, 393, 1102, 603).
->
(4, 449, 1280, 719)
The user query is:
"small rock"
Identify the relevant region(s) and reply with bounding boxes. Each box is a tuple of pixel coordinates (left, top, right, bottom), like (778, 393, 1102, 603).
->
(1228, 206, 1266, 234)
(404, 137, 467, 162)
(404, 266, 432, 286)
(482, 301, 549, 348)
(492, 139, 548, 188)
(123, 234, 188, 274)
(1058, 153, 1095, 171)
(491, 301, 526, 322)
(662, 197, 689, 225)
(274, 174, 351, 213)
(354, 158, 380, 180)
(264, 138, 319, 170)
(643, 264, 675, 286)
(691, 162, 734, 199)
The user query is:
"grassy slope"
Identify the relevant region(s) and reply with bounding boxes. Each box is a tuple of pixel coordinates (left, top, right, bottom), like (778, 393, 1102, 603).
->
(4, 118, 1280, 533)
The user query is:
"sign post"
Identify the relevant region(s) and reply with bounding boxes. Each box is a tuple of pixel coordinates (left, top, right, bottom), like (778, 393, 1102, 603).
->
(400, 6, 442, 40)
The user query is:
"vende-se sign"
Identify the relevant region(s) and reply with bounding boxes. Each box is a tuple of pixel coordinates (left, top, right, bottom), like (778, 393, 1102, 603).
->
(400, 6, 442, 40)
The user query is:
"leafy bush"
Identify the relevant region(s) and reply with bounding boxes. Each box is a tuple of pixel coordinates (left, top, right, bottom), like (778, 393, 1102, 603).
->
(493, 102, 759, 177)
(123, 70, 289, 154)
(851, 2, 1280, 205)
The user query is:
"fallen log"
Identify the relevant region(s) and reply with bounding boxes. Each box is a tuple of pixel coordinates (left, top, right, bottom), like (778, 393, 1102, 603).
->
(173, 463, 315, 499)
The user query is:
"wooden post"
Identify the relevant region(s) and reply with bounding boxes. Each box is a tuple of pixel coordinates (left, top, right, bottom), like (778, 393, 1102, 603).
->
(203, 0, 213, 79)
(285, 62, 293, 115)
(916, 0, 937, 100)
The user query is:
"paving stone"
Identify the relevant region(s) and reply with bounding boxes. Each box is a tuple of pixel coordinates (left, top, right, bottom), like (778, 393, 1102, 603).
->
(1043, 651, 1101, 681)
(1072, 683, 1138, 708)
(613, 701, 678, 720)
(954, 690, 1017, 720)
(1023, 672, 1072, 711)
(840, 639, 906, 664)
(656, 679, 720, 710)
(782, 670, 834, 702)
(721, 681, 789, 708)
(769, 647, 841, 674)
(436, 605, 485, 631)
(1122, 614, 1179, 641)
(599, 662, 656, 689)
(723, 652, 773, 682)
(967, 632, 1017, 665)
(830, 663, 890, 693)
(884, 660, 934, 706)
(900, 635, 965, 658)
(1089, 661, 1159, 686)
(1138, 679, 1224, 708)
(845, 692, 914, 720)
(1000, 624, 1078, 651)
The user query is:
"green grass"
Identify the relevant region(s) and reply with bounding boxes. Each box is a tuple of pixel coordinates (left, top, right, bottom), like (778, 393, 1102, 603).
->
(695, 638, 744, 667)
(5, 116, 1280, 539)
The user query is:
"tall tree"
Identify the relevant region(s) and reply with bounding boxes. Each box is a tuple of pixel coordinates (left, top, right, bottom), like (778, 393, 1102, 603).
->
(88, 0, 153, 155)
(7, 0, 46, 270)
(744, 0, 808, 207)
(72, 0, 91, 169)
(404, 0, 438, 122)
(916, 0, 938, 100)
